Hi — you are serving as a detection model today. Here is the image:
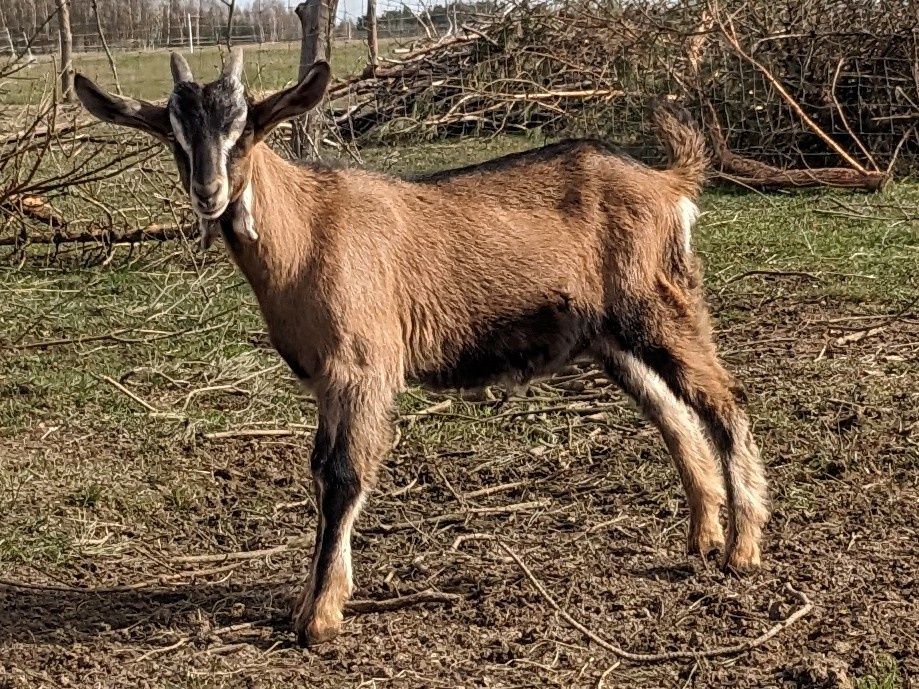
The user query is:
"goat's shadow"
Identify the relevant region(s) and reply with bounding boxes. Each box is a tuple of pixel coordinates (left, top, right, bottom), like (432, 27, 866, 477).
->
(0, 581, 296, 649)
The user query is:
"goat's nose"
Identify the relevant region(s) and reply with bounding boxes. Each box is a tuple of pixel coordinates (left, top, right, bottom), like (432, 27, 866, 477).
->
(193, 180, 222, 210)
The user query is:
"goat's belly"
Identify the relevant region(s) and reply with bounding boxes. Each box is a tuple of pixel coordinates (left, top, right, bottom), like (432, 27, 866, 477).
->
(415, 300, 600, 391)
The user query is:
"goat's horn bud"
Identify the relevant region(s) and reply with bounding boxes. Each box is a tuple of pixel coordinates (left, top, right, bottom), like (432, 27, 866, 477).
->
(222, 48, 244, 83)
(170, 52, 194, 84)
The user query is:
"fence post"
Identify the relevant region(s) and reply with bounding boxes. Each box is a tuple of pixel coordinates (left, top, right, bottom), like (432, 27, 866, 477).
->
(2, 28, 15, 57)
(21, 32, 35, 63)
(292, 0, 338, 158)
(56, 0, 75, 102)
(187, 12, 194, 52)
(364, 0, 378, 77)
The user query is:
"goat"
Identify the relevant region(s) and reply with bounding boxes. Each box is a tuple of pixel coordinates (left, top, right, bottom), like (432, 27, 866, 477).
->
(74, 49, 769, 646)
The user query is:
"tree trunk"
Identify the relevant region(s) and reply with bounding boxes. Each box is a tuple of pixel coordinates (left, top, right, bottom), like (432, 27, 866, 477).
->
(56, 0, 75, 103)
(292, 0, 338, 158)
(364, 0, 378, 77)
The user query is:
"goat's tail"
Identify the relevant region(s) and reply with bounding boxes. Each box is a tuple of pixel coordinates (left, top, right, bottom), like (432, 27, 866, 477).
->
(652, 100, 708, 196)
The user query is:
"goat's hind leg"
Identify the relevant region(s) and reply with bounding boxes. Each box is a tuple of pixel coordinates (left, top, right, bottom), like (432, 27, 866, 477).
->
(598, 344, 725, 556)
(624, 325, 769, 571)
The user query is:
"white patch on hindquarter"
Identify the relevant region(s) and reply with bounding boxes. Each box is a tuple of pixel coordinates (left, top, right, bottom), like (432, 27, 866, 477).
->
(677, 196, 700, 254)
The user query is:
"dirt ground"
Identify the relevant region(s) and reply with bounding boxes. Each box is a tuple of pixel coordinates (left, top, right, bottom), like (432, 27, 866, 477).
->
(1, 187, 917, 687)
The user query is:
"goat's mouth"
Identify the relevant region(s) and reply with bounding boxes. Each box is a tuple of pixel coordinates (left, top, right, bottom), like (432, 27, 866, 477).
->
(195, 206, 227, 220)
(191, 196, 229, 220)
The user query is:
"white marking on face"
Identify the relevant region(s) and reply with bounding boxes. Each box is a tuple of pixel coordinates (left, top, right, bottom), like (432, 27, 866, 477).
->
(677, 196, 700, 254)
(169, 78, 248, 222)
(169, 109, 191, 154)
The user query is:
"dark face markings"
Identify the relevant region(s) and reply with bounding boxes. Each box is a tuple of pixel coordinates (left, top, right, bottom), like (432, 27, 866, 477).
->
(168, 78, 249, 219)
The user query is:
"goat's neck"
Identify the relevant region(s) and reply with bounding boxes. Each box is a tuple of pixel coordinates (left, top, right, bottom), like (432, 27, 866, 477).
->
(226, 142, 320, 293)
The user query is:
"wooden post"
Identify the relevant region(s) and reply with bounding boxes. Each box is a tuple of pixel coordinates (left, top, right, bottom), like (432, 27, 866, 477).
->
(55, 0, 75, 102)
(2, 28, 15, 58)
(292, 0, 338, 158)
(365, 0, 378, 77)
(22, 32, 36, 63)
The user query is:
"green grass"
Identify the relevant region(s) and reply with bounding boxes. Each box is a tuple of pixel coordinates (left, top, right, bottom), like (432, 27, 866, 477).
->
(0, 38, 395, 105)
(855, 656, 903, 689)
(0, 136, 917, 572)
(0, 141, 916, 684)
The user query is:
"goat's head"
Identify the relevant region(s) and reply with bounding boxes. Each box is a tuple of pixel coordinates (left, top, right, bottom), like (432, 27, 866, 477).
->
(74, 49, 330, 223)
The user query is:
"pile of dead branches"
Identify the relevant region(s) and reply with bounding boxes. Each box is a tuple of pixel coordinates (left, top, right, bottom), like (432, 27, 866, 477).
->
(327, 0, 916, 189)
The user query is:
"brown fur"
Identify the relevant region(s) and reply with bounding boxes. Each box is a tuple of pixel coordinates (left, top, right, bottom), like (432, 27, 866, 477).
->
(220, 108, 767, 645)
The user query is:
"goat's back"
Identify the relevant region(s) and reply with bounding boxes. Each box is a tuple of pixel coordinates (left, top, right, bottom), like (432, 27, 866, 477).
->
(321, 140, 699, 389)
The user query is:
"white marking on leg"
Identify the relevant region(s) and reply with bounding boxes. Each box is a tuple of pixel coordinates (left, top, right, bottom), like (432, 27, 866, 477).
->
(336, 492, 366, 597)
(609, 348, 706, 445)
(604, 346, 726, 508)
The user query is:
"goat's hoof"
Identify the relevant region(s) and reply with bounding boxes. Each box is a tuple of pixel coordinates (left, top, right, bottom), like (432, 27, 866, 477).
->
(687, 522, 725, 558)
(722, 538, 761, 574)
(292, 595, 343, 648)
(297, 620, 341, 648)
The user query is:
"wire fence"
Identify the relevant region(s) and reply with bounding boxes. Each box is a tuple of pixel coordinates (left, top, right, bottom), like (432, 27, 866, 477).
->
(0, 0, 470, 57)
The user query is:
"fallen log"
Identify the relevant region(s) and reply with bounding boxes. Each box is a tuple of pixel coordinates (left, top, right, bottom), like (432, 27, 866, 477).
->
(0, 222, 193, 246)
(705, 105, 888, 191)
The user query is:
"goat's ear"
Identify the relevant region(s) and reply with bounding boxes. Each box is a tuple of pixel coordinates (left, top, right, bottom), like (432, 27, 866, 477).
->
(74, 73, 171, 143)
(249, 61, 330, 141)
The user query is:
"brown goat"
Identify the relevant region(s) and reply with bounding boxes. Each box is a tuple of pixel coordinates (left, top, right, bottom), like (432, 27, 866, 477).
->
(74, 50, 769, 646)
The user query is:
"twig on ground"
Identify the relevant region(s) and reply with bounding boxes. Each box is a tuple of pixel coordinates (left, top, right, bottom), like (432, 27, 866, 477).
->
(169, 540, 307, 565)
(832, 325, 887, 348)
(450, 531, 497, 551)
(345, 589, 463, 614)
(372, 500, 551, 533)
(96, 374, 161, 414)
(494, 541, 813, 663)
(131, 637, 188, 663)
(204, 427, 316, 440)
(463, 480, 527, 500)
(0, 561, 246, 594)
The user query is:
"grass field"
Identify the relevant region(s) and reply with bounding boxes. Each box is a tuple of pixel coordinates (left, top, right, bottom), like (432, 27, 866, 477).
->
(1, 39, 394, 105)
(1, 131, 917, 687)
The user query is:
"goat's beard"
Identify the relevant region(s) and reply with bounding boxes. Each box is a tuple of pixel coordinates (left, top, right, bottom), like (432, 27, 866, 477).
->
(196, 185, 258, 251)
(199, 217, 221, 251)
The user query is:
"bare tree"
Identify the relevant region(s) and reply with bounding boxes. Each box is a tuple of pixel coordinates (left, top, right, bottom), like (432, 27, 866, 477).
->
(218, 0, 237, 49)
(55, 0, 74, 102)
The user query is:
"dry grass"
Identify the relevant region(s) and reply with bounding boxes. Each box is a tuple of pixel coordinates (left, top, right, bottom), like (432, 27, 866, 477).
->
(0, 154, 917, 686)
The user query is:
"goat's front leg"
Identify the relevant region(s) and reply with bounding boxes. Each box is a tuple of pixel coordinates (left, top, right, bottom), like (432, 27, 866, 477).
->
(292, 381, 394, 646)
